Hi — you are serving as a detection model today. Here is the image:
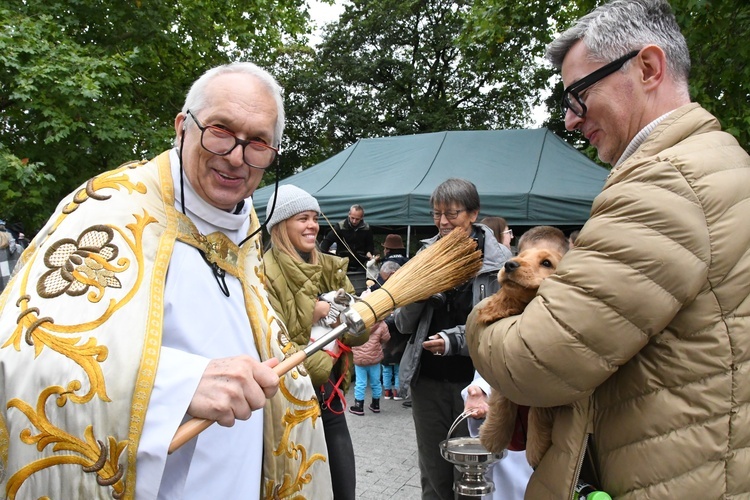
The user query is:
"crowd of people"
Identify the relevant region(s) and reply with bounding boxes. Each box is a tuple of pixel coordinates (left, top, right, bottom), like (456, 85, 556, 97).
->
(1, 1, 748, 499)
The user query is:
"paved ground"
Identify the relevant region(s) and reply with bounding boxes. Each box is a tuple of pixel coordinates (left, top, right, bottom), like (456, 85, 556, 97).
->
(345, 386, 423, 499)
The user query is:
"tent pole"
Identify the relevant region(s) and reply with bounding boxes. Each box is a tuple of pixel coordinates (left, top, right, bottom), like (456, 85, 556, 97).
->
(406, 225, 411, 257)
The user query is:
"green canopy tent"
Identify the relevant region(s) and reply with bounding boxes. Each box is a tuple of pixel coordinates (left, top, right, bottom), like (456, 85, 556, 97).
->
(253, 128, 608, 250)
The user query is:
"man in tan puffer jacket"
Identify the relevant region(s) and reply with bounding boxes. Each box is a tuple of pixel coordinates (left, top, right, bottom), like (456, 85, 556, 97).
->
(467, 1, 750, 498)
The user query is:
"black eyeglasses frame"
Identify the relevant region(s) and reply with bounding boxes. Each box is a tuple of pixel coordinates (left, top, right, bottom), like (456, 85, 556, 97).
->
(560, 50, 641, 118)
(429, 209, 466, 221)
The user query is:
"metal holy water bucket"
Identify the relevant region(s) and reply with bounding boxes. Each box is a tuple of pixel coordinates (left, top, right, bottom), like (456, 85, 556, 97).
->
(439, 410, 505, 497)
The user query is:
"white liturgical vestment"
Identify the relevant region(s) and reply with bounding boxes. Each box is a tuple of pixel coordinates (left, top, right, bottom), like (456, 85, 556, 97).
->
(0, 149, 332, 499)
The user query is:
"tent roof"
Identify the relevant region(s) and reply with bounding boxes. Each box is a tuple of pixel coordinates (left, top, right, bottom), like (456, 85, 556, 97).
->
(253, 128, 608, 227)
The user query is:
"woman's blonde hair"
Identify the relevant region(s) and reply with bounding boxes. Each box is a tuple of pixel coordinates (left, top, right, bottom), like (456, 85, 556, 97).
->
(269, 219, 319, 265)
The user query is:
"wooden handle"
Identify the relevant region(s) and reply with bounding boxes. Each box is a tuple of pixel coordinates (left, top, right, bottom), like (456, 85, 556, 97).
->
(168, 350, 309, 454)
(168, 417, 213, 453)
(272, 349, 307, 376)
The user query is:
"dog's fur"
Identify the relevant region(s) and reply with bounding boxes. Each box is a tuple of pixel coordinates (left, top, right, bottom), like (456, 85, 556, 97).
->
(476, 247, 562, 468)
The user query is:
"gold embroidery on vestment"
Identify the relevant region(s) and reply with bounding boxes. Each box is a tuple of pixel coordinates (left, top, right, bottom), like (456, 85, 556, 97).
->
(53, 162, 148, 234)
(2, 211, 156, 498)
(38, 225, 125, 301)
(5, 386, 127, 499)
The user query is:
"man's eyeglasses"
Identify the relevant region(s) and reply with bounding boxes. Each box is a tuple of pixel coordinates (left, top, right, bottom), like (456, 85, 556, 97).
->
(560, 50, 640, 118)
(430, 209, 465, 221)
(186, 110, 278, 169)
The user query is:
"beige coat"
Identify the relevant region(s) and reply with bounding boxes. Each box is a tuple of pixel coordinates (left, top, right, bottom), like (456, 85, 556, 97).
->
(467, 104, 750, 499)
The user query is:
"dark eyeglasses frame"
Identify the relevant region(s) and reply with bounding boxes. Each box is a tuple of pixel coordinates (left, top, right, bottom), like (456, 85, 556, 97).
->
(560, 50, 640, 118)
(430, 209, 466, 221)
(185, 110, 279, 169)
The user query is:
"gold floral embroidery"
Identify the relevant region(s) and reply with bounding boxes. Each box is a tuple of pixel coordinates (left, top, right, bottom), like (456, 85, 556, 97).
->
(175, 213, 240, 276)
(6, 385, 127, 499)
(2, 212, 156, 498)
(0, 411, 8, 484)
(45, 163, 148, 238)
(38, 225, 125, 302)
(248, 282, 326, 499)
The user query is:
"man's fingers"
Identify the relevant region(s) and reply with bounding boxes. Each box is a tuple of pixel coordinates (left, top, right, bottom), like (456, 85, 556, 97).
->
(190, 356, 280, 425)
(263, 357, 280, 369)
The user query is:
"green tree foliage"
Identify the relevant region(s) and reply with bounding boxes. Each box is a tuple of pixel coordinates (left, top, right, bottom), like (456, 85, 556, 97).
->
(2, 0, 747, 234)
(673, 0, 750, 149)
(280, 0, 548, 168)
(537, 0, 750, 159)
(0, 0, 309, 233)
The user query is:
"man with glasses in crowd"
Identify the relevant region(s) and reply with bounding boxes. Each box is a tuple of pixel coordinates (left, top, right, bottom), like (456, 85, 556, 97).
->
(468, 0, 750, 497)
(394, 178, 512, 500)
(0, 63, 333, 499)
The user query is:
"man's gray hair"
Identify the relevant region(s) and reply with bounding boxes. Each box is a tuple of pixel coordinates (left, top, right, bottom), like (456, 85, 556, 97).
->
(178, 62, 285, 148)
(546, 0, 690, 87)
(380, 260, 401, 276)
(350, 204, 365, 215)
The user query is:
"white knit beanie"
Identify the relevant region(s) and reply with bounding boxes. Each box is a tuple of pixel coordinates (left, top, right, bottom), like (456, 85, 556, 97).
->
(265, 184, 320, 232)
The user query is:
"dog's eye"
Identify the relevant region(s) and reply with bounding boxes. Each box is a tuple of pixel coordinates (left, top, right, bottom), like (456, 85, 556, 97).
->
(541, 259, 553, 268)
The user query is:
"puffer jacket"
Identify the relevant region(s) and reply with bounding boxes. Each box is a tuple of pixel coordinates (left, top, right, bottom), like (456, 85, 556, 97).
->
(467, 104, 750, 499)
(263, 247, 368, 392)
(352, 321, 390, 366)
(396, 223, 513, 390)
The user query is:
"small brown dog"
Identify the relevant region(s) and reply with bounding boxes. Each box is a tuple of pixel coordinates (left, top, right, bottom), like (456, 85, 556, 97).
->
(475, 247, 562, 468)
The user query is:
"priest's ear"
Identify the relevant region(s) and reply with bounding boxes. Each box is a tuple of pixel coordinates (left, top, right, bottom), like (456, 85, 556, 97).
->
(174, 113, 187, 140)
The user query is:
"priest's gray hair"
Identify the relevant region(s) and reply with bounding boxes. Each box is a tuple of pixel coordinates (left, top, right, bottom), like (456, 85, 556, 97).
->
(179, 62, 285, 148)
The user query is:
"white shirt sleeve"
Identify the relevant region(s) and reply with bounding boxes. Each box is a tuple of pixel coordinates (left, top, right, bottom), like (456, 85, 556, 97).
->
(135, 346, 210, 499)
(461, 371, 492, 437)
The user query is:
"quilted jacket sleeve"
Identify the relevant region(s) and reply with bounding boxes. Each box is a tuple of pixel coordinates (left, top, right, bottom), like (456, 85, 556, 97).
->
(467, 154, 709, 407)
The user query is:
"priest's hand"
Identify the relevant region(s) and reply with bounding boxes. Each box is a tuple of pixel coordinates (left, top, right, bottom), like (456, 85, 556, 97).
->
(464, 384, 489, 419)
(188, 356, 280, 427)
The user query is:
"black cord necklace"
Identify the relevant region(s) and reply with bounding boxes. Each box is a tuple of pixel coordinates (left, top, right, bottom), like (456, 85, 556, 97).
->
(177, 129, 281, 297)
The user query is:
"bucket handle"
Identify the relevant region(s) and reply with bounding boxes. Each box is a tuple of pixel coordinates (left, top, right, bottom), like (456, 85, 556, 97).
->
(446, 408, 477, 441)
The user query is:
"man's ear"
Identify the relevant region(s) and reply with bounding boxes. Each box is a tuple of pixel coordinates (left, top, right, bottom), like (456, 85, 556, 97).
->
(174, 113, 187, 139)
(638, 45, 667, 92)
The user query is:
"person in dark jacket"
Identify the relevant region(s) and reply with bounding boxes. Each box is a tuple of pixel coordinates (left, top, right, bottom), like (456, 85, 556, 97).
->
(319, 204, 374, 273)
(394, 178, 512, 500)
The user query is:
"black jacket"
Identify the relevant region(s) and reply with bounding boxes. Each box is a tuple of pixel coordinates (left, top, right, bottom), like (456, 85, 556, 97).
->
(319, 219, 374, 271)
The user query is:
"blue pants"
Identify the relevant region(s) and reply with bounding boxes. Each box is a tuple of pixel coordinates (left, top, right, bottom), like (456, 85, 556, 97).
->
(382, 363, 400, 390)
(354, 363, 382, 401)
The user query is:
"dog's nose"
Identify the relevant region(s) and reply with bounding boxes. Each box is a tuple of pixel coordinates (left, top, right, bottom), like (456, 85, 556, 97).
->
(504, 260, 520, 273)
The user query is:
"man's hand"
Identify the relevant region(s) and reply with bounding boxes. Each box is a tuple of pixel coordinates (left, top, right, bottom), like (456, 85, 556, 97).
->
(188, 356, 279, 427)
(464, 385, 489, 419)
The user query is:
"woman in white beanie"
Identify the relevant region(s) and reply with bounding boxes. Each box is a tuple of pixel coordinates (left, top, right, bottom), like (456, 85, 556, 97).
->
(263, 184, 365, 500)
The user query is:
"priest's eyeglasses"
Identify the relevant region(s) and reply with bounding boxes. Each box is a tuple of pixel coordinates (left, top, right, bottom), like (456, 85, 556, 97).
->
(186, 110, 278, 169)
(430, 209, 465, 220)
(560, 50, 640, 118)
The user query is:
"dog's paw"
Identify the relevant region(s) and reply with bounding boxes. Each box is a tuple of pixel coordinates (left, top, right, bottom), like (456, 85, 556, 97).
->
(479, 390, 517, 453)
(526, 406, 555, 468)
(476, 294, 506, 324)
